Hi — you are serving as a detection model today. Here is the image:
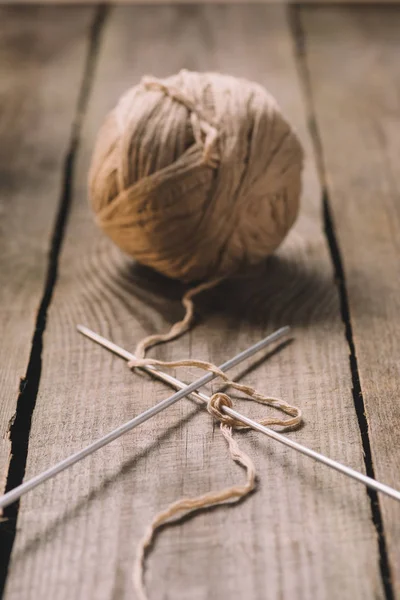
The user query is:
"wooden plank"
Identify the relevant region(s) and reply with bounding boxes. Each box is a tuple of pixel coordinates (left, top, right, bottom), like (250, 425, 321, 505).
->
(7, 0, 400, 5)
(0, 7, 94, 494)
(5, 5, 384, 599)
(300, 5, 400, 595)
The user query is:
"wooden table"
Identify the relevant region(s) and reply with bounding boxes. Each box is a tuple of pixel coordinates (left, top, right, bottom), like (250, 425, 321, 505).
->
(0, 4, 399, 599)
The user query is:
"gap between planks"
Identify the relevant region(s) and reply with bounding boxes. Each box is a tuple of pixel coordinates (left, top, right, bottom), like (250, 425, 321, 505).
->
(288, 6, 394, 599)
(0, 5, 109, 596)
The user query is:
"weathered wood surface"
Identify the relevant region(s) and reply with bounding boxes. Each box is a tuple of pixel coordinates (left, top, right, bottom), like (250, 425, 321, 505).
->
(1, 4, 395, 600)
(0, 7, 94, 493)
(300, 5, 400, 595)
(7, 0, 400, 5)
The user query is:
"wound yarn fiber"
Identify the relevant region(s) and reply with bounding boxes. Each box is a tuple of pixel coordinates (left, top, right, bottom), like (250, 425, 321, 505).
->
(89, 70, 303, 283)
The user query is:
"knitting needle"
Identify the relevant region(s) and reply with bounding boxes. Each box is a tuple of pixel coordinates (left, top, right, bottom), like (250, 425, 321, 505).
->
(0, 326, 289, 511)
(77, 326, 400, 504)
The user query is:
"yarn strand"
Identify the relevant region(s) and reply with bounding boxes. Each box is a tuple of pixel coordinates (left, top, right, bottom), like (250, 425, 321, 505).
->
(133, 278, 223, 360)
(132, 424, 256, 600)
(129, 286, 302, 599)
(129, 355, 301, 430)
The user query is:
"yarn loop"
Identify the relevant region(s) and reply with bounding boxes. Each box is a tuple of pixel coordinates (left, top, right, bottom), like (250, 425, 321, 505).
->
(208, 392, 235, 425)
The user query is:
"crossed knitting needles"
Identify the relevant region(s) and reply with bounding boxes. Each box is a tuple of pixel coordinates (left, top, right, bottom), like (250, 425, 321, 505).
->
(1, 325, 399, 511)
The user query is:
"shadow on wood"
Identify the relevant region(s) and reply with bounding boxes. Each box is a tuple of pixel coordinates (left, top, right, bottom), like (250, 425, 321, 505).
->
(115, 253, 338, 330)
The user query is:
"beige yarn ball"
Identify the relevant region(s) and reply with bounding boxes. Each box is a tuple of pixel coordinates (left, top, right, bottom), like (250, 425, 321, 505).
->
(89, 70, 303, 283)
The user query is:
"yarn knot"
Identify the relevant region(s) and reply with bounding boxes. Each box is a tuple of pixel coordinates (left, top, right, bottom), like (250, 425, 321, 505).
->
(208, 392, 241, 428)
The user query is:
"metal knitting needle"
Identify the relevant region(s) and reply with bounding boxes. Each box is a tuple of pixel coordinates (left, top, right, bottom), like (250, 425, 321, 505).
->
(77, 326, 400, 504)
(0, 326, 289, 511)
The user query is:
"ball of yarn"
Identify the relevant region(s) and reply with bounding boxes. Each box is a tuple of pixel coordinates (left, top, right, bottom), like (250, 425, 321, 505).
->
(89, 70, 303, 282)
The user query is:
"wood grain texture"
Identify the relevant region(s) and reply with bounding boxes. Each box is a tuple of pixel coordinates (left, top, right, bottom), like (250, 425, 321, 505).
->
(0, 6, 94, 493)
(6, 0, 400, 5)
(300, 5, 400, 594)
(4, 5, 385, 600)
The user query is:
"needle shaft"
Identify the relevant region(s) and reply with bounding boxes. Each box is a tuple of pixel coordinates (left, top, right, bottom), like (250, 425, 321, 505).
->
(75, 326, 400, 504)
(0, 326, 289, 510)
